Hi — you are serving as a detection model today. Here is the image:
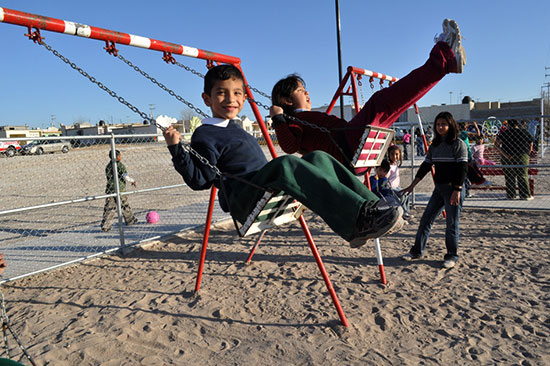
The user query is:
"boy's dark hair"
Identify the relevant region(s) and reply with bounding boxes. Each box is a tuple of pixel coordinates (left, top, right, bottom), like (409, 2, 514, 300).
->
(271, 74, 306, 115)
(379, 159, 390, 173)
(432, 111, 459, 146)
(203, 64, 245, 95)
(108, 149, 121, 159)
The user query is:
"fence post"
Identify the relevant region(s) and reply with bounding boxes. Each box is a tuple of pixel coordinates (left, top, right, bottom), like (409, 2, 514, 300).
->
(109, 134, 127, 253)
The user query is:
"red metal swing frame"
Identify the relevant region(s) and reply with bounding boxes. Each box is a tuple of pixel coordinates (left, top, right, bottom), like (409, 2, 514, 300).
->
(1, 7, 349, 327)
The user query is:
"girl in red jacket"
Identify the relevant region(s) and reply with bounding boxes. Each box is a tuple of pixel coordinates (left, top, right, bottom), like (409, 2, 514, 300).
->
(270, 18, 466, 168)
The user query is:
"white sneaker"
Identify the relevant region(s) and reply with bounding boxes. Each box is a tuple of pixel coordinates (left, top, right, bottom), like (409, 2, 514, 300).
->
(435, 18, 466, 73)
(443, 259, 457, 269)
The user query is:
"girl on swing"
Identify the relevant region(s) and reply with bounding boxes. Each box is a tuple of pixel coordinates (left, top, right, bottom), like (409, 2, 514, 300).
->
(270, 19, 466, 168)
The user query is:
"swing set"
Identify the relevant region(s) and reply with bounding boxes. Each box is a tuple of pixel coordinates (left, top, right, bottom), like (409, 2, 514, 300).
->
(1, 7, 408, 329)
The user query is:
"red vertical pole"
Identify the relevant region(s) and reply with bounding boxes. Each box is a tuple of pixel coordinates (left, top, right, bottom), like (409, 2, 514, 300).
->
(326, 68, 352, 115)
(194, 187, 217, 293)
(298, 216, 349, 327)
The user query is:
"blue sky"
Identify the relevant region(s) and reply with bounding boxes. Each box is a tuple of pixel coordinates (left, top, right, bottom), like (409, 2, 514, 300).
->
(1, 0, 550, 128)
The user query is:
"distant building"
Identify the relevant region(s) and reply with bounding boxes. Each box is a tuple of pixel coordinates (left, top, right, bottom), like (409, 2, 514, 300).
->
(0, 125, 61, 139)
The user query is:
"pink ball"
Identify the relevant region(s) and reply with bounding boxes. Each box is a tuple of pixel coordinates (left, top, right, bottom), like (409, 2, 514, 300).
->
(146, 211, 159, 224)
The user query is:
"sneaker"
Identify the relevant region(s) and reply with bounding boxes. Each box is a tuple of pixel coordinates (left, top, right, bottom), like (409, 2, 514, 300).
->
(402, 253, 422, 261)
(481, 180, 492, 186)
(349, 203, 403, 248)
(521, 196, 534, 201)
(442, 258, 457, 269)
(403, 212, 414, 221)
(101, 226, 111, 232)
(435, 18, 466, 73)
(383, 215, 406, 237)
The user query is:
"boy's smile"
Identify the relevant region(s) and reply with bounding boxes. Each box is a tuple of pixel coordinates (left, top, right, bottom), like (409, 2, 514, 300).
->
(202, 77, 247, 120)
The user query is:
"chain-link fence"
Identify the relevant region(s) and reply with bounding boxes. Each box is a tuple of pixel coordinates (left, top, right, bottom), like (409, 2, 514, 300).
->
(391, 115, 550, 211)
(0, 134, 232, 282)
(2, 116, 549, 282)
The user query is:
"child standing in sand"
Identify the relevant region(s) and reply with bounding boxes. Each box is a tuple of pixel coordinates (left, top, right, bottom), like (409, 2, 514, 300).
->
(400, 112, 468, 269)
(269, 19, 466, 170)
(163, 65, 403, 249)
(100, 150, 138, 232)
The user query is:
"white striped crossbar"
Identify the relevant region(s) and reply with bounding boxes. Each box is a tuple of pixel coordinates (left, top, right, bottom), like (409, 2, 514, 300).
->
(350, 126, 395, 173)
(0, 7, 240, 65)
(237, 191, 305, 237)
(355, 67, 399, 83)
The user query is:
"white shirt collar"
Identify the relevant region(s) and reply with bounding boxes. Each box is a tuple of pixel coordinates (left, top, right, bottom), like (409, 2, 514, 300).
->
(201, 117, 241, 128)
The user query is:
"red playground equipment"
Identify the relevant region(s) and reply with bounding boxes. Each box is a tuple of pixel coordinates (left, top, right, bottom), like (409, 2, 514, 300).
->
(1, 6, 351, 327)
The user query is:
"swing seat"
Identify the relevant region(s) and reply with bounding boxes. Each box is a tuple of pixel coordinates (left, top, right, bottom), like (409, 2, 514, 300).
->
(235, 191, 306, 237)
(350, 125, 395, 175)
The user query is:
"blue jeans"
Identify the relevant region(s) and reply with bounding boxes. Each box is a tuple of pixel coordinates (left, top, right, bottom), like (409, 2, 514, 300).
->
(410, 184, 463, 261)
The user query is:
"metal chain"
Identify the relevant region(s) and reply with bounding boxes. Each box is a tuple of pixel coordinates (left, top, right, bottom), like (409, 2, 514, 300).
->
(116, 53, 210, 118)
(171, 60, 272, 100)
(39, 40, 225, 178)
(358, 78, 365, 107)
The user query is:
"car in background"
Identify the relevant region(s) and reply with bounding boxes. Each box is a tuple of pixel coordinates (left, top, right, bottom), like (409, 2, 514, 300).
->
(0, 141, 21, 157)
(21, 139, 70, 155)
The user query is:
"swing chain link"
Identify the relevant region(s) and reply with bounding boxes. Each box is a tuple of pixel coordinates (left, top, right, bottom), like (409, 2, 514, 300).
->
(39, 40, 222, 175)
(173, 59, 206, 79)
(40, 41, 153, 122)
(116, 53, 210, 118)
(170, 59, 273, 105)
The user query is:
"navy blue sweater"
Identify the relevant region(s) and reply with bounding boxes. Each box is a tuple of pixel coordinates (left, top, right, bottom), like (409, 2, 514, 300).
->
(168, 121, 268, 211)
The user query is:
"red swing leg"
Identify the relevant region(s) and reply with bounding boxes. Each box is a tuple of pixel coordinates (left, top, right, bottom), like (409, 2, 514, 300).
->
(298, 216, 349, 327)
(194, 187, 217, 293)
(245, 229, 267, 264)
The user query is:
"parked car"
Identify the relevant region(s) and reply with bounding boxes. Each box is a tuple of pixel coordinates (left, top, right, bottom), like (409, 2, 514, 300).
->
(21, 139, 70, 155)
(0, 141, 21, 157)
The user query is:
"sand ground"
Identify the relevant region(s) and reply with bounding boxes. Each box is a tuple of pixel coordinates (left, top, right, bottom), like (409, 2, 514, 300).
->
(0, 206, 548, 365)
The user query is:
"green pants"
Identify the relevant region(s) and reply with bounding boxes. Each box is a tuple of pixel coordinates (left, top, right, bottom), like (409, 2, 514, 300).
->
(502, 154, 530, 199)
(227, 151, 379, 241)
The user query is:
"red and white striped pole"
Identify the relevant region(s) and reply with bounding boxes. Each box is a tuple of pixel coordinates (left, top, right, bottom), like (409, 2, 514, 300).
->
(0, 7, 241, 65)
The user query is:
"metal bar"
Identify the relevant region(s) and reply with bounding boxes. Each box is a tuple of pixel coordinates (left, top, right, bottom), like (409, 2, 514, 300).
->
(194, 187, 217, 293)
(109, 135, 127, 251)
(373, 238, 387, 285)
(326, 68, 352, 115)
(0, 7, 240, 65)
(349, 66, 399, 83)
(0, 184, 187, 217)
(335, 0, 345, 119)
(298, 216, 349, 327)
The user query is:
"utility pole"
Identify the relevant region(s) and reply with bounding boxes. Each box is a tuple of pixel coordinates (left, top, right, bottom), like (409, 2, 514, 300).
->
(335, 0, 344, 119)
(149, 104, 156, 120)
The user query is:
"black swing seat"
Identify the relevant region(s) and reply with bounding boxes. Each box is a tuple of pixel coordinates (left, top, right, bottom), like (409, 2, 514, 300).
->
(350, 125, 395, 174)
(235, 191, 306, 237)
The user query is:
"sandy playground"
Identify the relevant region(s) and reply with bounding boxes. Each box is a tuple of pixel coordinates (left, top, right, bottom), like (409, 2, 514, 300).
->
(0, 206, 549, 365)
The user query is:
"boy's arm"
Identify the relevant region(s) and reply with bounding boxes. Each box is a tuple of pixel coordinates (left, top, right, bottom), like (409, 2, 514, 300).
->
(164, 126, 218, 190)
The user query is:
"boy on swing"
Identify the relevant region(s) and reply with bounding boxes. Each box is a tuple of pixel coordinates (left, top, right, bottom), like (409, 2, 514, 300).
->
(270, 19, 466, 167)
(163, 65, 403, 248)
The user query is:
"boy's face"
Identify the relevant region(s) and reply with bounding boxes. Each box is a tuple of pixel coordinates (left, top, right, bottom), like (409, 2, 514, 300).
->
(202, 77, 247, 120)
(375, 166, 388, 178)
(289, 82, 311, 111)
